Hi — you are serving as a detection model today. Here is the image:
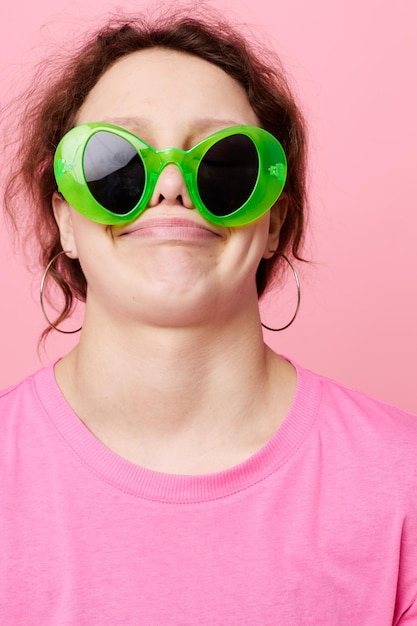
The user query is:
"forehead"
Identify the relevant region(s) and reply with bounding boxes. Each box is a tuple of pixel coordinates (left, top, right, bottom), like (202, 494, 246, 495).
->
(75, 48, 259, 136)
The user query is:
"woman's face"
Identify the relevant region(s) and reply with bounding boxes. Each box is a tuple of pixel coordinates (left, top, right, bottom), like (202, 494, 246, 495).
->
(53, 48, 286, 328)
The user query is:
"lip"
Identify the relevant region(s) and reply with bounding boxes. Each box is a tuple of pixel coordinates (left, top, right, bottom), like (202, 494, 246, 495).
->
(117, 217, 221, 240)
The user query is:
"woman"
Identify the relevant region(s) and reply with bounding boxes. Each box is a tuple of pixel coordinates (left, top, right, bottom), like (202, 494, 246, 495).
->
(1, 9, 416, 625)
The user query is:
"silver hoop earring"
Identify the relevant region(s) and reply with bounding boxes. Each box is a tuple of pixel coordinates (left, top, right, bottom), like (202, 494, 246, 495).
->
(261, 254, 301, 332)
(40, 250, 82, 334)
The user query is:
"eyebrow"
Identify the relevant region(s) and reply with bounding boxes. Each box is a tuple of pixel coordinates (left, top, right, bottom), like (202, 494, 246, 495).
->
(100, 116, 247, 152)
(102, 116, 151, 131)
(187, 117, 244, 133)
(102, 116, 243, 135)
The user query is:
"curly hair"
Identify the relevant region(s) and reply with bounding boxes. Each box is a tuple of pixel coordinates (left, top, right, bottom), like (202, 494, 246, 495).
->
(3, 6, 308, 337)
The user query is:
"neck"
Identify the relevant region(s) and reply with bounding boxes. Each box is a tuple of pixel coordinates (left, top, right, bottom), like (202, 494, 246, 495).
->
(55, 304, 296, 473)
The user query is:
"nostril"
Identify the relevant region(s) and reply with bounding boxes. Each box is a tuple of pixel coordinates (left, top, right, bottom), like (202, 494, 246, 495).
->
(158, 193, 184, 204)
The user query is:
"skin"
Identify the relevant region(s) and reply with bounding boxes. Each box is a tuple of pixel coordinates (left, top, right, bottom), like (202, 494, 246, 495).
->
(52, 48, 297, 474)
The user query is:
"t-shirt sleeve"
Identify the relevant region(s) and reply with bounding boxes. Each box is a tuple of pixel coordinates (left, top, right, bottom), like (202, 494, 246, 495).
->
(395, 596, 417, 625)
(394, 461, 417, 624)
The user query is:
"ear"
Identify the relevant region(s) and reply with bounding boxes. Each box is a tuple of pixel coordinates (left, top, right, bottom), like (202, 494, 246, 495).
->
(52, 192, 79, 259)
(263, 193, 288, 259)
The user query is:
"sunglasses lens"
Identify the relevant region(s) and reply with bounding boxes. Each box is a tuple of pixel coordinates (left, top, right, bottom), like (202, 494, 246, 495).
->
(197, 134, 258, 217)
(83, 131, 145, 215)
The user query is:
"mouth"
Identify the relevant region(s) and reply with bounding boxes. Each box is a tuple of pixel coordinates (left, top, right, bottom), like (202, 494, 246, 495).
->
(117, 217, 221, 240)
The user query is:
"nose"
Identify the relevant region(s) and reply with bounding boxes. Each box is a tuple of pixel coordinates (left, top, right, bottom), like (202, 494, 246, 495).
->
(148, 163, 194, 210)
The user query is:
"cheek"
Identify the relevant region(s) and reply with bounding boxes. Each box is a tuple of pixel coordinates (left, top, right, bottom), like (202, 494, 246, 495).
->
(71, 213, 110, 248)
(225, 218, 271, 272)
(69, 217, 114, 272)
(244, 214, 273, 257)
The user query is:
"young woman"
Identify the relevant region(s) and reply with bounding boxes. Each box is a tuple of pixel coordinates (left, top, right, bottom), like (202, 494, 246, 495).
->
(1, 10, 416, 625)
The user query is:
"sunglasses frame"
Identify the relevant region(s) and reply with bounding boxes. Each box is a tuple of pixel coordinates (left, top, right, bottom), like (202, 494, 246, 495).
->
(54, 122, 287, 227)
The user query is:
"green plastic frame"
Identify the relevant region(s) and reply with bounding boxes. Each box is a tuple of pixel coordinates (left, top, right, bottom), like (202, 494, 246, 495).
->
(54, 122, 287, 227)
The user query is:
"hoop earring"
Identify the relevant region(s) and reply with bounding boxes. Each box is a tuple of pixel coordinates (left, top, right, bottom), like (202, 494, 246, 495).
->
(261, 253, 301, 332)
(40, 250, 82, 334)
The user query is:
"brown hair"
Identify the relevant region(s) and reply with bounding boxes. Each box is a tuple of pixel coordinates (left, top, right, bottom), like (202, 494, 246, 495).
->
(3, 7, 308, 336)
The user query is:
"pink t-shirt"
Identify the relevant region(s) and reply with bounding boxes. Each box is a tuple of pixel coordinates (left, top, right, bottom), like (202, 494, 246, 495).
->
(0, 361, 416, 625)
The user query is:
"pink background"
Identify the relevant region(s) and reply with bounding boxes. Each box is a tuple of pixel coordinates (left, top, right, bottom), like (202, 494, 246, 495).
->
(0, 0, 416, 412)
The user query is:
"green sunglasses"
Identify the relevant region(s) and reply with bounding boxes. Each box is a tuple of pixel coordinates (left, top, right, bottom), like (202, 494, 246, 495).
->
(54, 123, 287, 227)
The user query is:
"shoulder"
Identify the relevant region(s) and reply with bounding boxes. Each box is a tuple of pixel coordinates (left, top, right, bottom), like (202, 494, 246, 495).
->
(288, 363, 417, 526)
(295, 362, 417, 468)
(0, 365, 55, 426)
(314, 367, 417, 429)
(0, 368, 42, 402)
